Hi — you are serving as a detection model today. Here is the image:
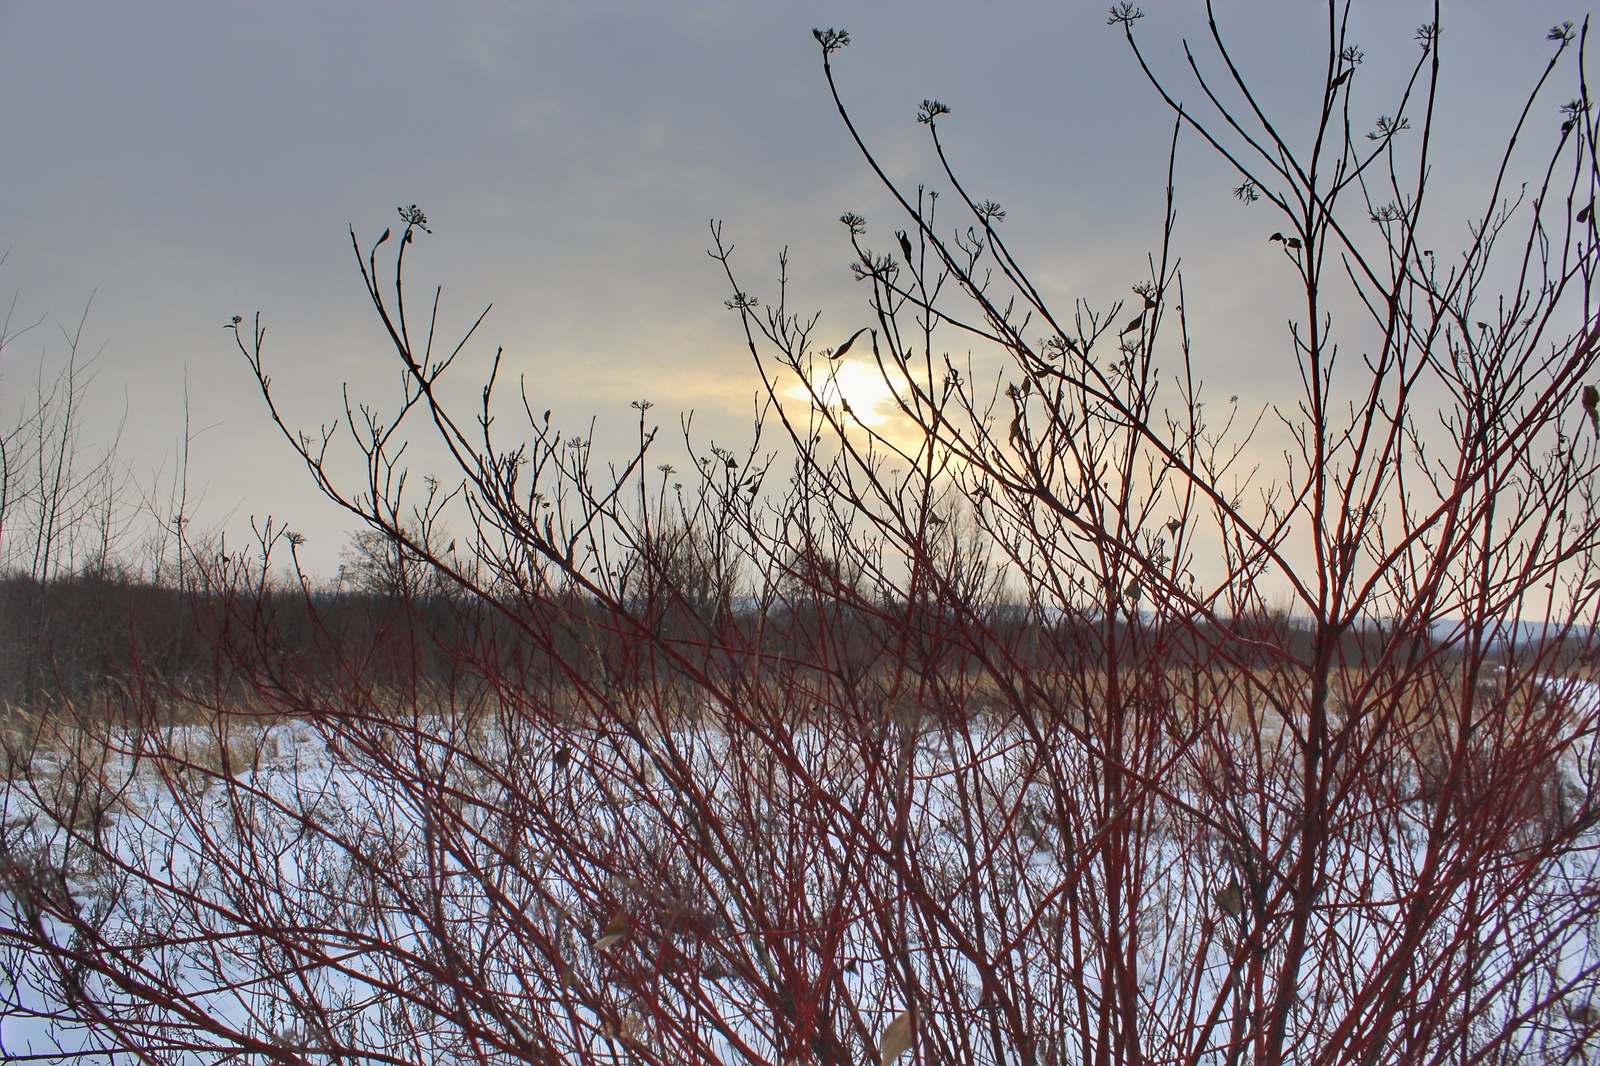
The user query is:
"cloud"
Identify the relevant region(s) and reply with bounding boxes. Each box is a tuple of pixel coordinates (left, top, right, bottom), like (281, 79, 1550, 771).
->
(456, 4, 520, 78)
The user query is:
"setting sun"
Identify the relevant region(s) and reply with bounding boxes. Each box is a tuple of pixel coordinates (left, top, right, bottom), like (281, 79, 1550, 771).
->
(791, 355, 904, 428)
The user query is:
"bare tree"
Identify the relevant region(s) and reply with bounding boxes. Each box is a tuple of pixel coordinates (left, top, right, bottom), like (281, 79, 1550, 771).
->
(0, 291, 143, 704)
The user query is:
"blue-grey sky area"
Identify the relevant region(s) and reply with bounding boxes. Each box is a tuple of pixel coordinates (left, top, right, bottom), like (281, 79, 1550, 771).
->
(0, 2, 1587, 576)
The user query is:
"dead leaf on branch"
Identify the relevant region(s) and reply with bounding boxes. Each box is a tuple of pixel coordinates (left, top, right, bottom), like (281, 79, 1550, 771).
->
(829, 327, 871, 360)
(880, 1007, 915, 1064)
(1216, 877, 1244, 918)
(593, 907, 629, 951)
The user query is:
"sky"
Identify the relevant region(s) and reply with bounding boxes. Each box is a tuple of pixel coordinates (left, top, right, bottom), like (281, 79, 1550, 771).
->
(0, 1, 1589, 578)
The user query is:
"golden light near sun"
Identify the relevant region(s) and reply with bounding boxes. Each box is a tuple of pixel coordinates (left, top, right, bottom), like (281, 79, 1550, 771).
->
(788, 357, 903, 428)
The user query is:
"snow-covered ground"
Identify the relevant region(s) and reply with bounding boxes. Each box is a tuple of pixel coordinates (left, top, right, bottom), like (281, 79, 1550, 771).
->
(6, 683, 1600, 1065)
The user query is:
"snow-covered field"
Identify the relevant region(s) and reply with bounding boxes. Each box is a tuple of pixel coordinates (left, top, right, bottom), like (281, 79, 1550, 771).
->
(6, 678, 1600, 1065)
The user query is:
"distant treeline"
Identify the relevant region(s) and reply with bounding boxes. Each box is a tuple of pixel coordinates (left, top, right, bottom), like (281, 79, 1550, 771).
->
(0, 569, 469, 712)
(4, 569, 1582, 717)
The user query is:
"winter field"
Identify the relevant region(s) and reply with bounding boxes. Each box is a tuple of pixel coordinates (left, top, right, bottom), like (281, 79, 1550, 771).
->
(5, 6, 1600, 1066)
(6, 668, 1600, 1066)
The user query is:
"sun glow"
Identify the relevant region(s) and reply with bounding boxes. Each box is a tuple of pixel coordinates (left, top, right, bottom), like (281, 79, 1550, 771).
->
(789, 358, 904, 428)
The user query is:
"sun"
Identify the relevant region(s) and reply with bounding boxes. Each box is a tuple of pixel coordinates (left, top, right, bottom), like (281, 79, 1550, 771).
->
(788, 358, 903, 428)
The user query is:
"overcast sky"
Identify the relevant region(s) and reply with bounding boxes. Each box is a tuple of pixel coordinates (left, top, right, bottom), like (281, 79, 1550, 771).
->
(0, 1, 1587, 576)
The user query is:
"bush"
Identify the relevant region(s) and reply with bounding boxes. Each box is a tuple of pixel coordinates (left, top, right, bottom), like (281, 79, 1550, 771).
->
(6, 9, 1600, 1066)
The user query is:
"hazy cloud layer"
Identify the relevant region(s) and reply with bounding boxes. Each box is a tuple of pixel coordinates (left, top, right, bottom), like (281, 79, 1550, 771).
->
(0, 1, 1579, 573)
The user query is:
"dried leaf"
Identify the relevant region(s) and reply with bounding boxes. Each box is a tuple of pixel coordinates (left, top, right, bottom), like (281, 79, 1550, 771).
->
(1120, 313, 1145, 335)
(593, 908, 628, 951)
(1216, 877, 1244, 918)
(830, 327, 871, 360)
(880, 1008, 915, 1064)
